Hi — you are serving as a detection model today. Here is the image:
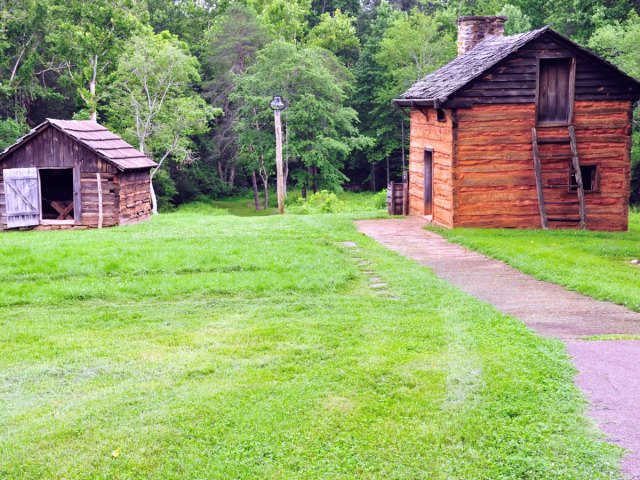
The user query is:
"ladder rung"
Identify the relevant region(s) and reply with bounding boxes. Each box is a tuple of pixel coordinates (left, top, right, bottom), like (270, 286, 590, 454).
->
(543, 184, 572, 188)
(545, 201, 579, 205)
(538, 137, 570, 144)
(548, 217, 581, 222)
(540, 153, 571, 158)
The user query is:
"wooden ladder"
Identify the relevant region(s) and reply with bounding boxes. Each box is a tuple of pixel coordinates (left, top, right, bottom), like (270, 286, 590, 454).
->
(532, 126, 586, 229)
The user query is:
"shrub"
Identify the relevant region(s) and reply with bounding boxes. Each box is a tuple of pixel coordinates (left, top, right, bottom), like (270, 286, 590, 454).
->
(373, 189, 387, 209)
(287, 190, 345, 214)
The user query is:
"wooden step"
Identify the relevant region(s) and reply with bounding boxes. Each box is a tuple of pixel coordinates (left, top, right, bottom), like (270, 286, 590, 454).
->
(545, 201, 579, 205)
(548, 217, 581, 222)
(539, 153, 572, 159)
(543, 184, 573, 189)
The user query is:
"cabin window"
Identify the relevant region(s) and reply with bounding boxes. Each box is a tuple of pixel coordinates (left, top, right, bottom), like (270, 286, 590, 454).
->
(537, 58, 574, 124)
(436, 108, 446, 122)
(39, 168, 75, 221)
(570, 165, 598, 192)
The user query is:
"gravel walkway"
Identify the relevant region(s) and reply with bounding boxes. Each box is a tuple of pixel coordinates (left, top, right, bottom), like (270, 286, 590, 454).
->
(356, 217, 640, 479)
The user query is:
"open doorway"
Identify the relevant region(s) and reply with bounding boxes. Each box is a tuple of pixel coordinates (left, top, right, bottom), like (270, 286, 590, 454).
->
(39, 168, 75, 221)
(424, 149, 433, 216)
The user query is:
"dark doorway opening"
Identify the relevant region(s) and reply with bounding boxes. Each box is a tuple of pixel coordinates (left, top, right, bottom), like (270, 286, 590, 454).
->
(424, 149, 433, 215)
(39, 168, 74, 220)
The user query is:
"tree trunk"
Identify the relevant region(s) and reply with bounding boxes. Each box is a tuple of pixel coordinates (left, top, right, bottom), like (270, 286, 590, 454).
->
(228, 165, 236, 187)
(150, 177, 158, 215)
(386, 155, 390, 187)
(88, 55, 98, 122)
(371, 163, 376, 191)
(251, 170, 261, 211)
(312, 166, 318, 194)
(217, 161, 224, 181)
(263, 181, 269, 209)
(302, 183, 307, 199)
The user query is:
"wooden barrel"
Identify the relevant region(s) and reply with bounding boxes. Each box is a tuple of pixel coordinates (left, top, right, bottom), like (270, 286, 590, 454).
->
(387, 182, 408, 216)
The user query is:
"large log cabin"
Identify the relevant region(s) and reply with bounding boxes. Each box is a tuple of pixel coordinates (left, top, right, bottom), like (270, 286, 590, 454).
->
(0, 119, 157, 230)
(394, 16, 640, 230)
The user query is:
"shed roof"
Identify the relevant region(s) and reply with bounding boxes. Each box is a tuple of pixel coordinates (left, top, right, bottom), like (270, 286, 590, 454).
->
(394, 26, 640, 106)
(0, 119, 158, 171)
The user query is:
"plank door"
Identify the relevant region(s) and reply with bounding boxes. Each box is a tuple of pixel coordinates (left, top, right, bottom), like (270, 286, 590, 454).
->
(424, 149, 433, 215)
(537, 58, 574, 124)
(3, 168, 41, 228)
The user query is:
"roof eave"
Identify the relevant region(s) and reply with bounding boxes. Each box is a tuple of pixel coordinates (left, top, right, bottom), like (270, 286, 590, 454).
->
(393, 99, 442, 108)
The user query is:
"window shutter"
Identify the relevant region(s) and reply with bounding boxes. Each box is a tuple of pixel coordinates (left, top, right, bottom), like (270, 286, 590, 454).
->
(3, 168, 40, 228)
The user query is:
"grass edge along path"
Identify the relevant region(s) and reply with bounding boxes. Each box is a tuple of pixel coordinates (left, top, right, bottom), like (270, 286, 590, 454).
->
(0, 209, 624, 479)
(432, 212, 640, 313)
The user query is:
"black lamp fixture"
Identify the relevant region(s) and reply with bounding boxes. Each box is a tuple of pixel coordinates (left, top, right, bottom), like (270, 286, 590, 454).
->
(270, 95, 286, 111)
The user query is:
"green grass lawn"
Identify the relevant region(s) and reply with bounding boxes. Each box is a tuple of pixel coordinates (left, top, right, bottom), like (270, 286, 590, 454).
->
(0, 207, 622, 479)
(434, 211, 640, 312)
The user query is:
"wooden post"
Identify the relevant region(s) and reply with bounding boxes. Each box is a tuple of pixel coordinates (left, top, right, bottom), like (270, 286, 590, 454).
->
(96, 172, 103, 229)
(531, 128, 548, 229)
(569, 126, 587, 230)
(274, 109, 285, 215)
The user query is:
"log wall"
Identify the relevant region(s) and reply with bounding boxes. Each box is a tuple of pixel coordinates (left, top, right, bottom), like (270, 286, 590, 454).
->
(452, 100, 632, 230)
(409, 108, 455, 227)
(119, 171, 152, 225)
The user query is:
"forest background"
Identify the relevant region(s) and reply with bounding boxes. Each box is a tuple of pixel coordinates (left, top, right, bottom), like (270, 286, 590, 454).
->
(1, 0, 639, 209)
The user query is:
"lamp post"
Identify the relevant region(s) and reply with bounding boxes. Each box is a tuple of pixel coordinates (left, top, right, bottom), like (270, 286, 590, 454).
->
(270, 95, 286, 215)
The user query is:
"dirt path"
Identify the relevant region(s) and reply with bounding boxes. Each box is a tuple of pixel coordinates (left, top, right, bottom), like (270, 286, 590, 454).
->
(356, 217, 640, 479)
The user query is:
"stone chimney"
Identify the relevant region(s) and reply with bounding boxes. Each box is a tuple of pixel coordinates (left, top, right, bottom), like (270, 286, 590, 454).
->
(457, 16, 508, 55)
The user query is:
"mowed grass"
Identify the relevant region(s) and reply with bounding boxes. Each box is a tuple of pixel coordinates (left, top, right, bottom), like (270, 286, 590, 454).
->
(0, 207, 622, 479)
(434, 211, 640, 312)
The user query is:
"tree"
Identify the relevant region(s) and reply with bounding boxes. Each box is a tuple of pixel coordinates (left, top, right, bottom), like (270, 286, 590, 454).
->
(107, 31, 220, 213)
(0, 0, 59, 126)
(375, 9, 456, 96)
(589, 11, 640, 200)
(351, 5, 455, 189)
(201, 4, 270, 200)
(234, 41, 367, 206)
(307, 9, 360, 66)
(244, 0, 311, 42)
(46, 0, 145, 121)
(497, 4, 532, 34)
(145, 0, 229, 48)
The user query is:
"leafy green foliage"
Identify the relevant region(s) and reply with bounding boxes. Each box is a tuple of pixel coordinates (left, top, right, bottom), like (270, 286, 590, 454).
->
(588, 11, 640, 200)
(307, 9, 360, 66)
(107, 30, 219, 210)
(234, 41, 367, 192)
(497, 4, 532, 34)
(0, 117, 28, 149)
(286, 190, 346, 213)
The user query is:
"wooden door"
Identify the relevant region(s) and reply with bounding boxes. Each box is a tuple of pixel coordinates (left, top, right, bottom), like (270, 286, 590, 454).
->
(424, 149, 433, 215)
(3, 168, 40, 228)
(537, 58, 574, 124)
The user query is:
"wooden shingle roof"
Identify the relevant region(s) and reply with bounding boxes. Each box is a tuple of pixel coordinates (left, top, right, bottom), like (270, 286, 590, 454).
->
(0, 119, 158, 171)
(394, 26, 640, 107)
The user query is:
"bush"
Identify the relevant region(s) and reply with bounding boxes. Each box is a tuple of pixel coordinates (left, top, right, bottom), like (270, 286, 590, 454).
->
(287, 190, 345, 214)
(373, 189, 387, 209)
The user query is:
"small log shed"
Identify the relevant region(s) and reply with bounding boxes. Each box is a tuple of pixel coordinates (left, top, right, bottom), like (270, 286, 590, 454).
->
(394, 16, 640, 231)
(0, 119, 157, 231)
